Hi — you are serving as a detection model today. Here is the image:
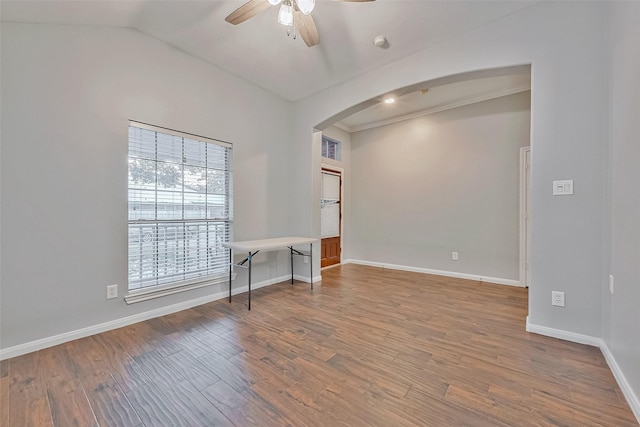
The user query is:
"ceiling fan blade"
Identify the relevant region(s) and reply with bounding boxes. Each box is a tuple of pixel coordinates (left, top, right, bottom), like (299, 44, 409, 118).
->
(295, 10, 320, 47)
(225, 0, 271, 25)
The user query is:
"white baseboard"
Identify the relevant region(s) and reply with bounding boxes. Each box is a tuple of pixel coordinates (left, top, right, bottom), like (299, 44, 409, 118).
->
(343, 259, 522, 287)
(525, 316, 601, 346)
(3, 272, 637, 426)
(600, 340, 640, 423)
(526, 316, 640, 424)
(293, 273, 323, 284)
(0, 274, 310, 361)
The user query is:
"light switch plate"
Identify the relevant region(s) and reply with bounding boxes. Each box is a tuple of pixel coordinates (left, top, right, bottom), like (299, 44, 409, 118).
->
(609, 274, 614, 294)
(553, 180, 574, 195)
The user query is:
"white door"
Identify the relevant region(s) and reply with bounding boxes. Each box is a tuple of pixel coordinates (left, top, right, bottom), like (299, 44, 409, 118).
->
(321, 169, 341, 267)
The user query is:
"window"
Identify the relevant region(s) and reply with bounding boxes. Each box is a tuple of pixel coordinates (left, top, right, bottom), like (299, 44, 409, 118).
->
(127, 121, 232, 296)
(322, 136, 341, 161)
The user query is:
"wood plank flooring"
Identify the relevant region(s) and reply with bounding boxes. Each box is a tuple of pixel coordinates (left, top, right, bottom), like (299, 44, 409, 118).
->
(3, 264, 638, 426)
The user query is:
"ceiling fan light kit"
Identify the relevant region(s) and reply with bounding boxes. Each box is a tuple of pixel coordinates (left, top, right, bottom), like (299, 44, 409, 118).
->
(225, 0, 374, 48)
(277, 2, 294, 26)
(297, 0, 316, 15)
(269, 0, 314, 15)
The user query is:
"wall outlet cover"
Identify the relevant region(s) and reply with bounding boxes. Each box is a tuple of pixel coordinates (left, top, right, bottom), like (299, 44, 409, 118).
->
(107, 284, 118, 299)
(551, 291, 565, 307)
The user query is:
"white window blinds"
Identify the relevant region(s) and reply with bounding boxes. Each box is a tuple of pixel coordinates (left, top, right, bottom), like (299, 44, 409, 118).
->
(321, 171, 341, 238)
(128, 122, 232, 291)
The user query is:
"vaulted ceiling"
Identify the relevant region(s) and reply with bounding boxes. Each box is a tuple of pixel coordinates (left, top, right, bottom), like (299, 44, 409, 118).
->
(1, 0, 535, 127)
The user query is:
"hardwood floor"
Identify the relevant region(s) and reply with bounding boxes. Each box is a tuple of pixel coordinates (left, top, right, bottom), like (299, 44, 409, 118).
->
(3, 264, 638, 426)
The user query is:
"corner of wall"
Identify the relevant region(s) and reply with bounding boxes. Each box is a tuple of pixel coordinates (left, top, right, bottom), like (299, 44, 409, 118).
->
(526, 316, 640, 424)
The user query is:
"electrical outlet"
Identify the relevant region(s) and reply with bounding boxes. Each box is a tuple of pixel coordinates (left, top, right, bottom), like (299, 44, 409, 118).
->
(452, 252, 459, 261)
(609, 274, 614, 295)
(551, 291, 565, 307)
(107, 284, 118, 299)
(303, 256, 309, 264)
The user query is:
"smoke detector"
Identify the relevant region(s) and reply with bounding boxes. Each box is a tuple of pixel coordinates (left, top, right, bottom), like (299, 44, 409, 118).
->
(373, 35, 387, 48)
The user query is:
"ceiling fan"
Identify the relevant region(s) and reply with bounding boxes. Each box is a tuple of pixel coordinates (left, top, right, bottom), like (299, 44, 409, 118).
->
(225, 0, 375, 48)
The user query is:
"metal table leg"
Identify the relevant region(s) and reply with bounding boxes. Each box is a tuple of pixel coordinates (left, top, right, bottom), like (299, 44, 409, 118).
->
(290, 247, 294, 285)
(228, 248, 232, 302)
(310, 242, 313, 290)
(248, 251, 253, 310)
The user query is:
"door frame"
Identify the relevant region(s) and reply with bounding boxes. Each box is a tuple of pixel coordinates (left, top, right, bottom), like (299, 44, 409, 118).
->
(321, 165, 344, 267)
(519, 146, 531, 287)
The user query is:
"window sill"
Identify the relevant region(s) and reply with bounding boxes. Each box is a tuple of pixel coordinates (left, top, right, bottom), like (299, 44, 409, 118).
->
(124, 273, 236, 305)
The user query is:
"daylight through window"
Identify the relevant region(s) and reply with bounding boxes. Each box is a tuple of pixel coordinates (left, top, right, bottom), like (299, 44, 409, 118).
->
(321, 136, 341, 161)
(128, 122, 232, 291)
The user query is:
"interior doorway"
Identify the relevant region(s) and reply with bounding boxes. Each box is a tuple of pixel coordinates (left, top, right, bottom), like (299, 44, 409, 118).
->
(321, 168, 342, 268)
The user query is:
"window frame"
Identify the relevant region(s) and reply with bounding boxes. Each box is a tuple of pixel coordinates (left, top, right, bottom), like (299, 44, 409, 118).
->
(321, 136, 342, 161)
(125, 121, 233, 304)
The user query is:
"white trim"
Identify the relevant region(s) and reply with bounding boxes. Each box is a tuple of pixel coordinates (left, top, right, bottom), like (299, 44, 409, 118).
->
(293, 273, 323, 283)
(124, 273, 236, 304)
(600, 341, 640, 423)
(519, 147, 531, 287)
(525, 316, 600, 346)
(3, 275, 637, 425)
(342, 259, 522, 287)
(333, 122, 350, 133)
(526, 317, 640, 424)
(321, 165, 344, 263)
(0, 274, 302, 361)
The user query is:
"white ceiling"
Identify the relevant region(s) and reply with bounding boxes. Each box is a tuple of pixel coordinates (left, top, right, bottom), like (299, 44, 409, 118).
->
(336, 73, 531, 132)
(1, 0, 535, 128)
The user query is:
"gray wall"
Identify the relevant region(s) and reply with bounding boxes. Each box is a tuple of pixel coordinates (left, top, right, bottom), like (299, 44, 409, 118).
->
(0, 23, 293, 349)
(1, 2, 638, 416)
(605, 0, 640, 412)
(349, 92, 530, 281)
(291, 1, 639, 411)
(292, 0, 606, 347)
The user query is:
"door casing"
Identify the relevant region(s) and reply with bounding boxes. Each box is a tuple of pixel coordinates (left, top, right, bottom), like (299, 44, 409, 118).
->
(519, 146, 531, 287)
(321, 166, 343, 269)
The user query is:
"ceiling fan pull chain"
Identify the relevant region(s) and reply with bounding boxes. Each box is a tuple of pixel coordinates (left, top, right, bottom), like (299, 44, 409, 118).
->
(292, 1, 297, 40)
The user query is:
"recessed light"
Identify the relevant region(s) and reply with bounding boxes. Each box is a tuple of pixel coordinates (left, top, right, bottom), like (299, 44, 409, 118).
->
(384, 98, 395, 104)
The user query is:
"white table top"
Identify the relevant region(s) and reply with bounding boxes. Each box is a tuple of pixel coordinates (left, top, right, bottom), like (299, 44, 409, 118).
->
(222, 236, 316, 253)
